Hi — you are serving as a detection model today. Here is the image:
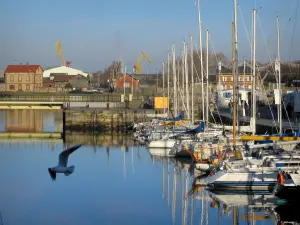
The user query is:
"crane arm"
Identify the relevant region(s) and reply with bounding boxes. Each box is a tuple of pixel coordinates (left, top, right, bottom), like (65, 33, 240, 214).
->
(134, 52, 152, 74)
(142, 52, 152, 64)
(56, 40, 66, 66)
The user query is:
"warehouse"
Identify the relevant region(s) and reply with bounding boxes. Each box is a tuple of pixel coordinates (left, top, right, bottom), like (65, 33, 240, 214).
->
(43, 66, 89, 78)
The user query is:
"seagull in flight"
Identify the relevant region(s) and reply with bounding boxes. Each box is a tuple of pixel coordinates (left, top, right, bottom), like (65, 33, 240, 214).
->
(48, 144, 82, 181)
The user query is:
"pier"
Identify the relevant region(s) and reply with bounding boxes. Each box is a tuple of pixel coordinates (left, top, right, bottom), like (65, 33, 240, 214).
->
(214, 106, 300, 134)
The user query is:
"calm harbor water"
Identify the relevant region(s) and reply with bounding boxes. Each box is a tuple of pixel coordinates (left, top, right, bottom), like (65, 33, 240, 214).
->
(0, 110, 298, 225)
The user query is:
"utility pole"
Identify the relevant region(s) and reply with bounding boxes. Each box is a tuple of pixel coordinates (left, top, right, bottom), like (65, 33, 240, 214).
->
(156, 68, 158, 93)
(124, 65, 126, 97)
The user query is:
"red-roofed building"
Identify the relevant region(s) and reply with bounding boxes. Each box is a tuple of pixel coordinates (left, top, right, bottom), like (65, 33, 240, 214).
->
(5, 64, 43, 92)
(115, 74, 139, 89)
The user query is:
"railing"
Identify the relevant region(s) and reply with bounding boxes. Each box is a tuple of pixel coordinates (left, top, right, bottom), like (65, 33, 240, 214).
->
(0, 95, 122, 102)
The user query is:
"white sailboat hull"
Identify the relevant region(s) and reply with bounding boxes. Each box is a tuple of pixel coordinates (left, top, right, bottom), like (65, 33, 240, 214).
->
(148, 139, 176, 149)
(148, 148, 172, 157)
(205, 170, 278, 190)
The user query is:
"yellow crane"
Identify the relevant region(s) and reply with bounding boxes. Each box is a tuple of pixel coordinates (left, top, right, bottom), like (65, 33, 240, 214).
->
(133, 52, 152, 74)
(56, 40, 71, 67)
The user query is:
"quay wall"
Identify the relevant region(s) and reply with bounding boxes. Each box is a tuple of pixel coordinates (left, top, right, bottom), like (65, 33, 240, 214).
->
(64, 109, 159, 132)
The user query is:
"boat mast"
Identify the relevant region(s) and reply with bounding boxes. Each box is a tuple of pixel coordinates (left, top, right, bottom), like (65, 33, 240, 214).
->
(251, 9, 257, 135)
(163, 62, 166, 115)
(232, 21, 237, 146)
(182, 47, 185, 111)
(167, 52, 170, 116)
(196, 0, 205, 121)
(185, 42, 190, 121)
(206, 30, 209, 123)
(191, 35, 195, 124)
(276, 15, 282, 134)
(233, 0, 239, 134)
(177, 58, 180, 113)
(172, 44, 178, 115)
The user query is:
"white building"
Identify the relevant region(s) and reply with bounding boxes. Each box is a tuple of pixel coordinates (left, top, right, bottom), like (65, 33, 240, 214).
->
(43, 66, 88, 78)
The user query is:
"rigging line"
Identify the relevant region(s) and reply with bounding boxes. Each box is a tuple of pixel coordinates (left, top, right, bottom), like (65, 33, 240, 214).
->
(192, 44, 204, 83)
(208, 34, 223, 67)
(238, 4, 252, 50)
(289, 0, 300, 60)
(282, 99, 294, 132)
(257, 14, 276, 73)
(257, 71, 279, 133)
(257, 11, 296, 131)
(193, 42, 208, 78)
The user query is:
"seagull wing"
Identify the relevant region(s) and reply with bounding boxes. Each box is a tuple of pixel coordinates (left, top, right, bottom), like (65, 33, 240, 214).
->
(58, 144, 81, 167)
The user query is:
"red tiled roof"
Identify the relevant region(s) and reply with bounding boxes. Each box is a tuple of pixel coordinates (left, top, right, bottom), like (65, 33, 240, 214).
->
(5, 65, 41, 73)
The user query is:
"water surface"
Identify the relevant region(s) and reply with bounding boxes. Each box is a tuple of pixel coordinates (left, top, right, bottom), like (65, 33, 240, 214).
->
(0, 109, 297, 224)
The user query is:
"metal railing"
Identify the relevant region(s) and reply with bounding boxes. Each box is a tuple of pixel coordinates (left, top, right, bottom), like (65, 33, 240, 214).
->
(0, 94, 121, 102)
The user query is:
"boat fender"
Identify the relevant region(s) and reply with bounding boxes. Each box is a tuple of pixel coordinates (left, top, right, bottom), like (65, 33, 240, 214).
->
(277, 172, 285, 185)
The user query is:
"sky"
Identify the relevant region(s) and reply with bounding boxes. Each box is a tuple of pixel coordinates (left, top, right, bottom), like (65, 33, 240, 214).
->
(0, 0, 299, 73)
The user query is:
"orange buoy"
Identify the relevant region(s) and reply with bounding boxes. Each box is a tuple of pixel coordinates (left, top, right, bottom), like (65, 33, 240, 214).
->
(277, 172, 285, 185)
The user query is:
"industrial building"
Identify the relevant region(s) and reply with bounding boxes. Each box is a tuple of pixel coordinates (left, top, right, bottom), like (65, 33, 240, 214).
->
(43, 66, 89, 78)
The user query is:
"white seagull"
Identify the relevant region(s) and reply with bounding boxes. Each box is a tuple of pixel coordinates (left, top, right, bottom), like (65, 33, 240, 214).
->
(48, 144, 82, 180)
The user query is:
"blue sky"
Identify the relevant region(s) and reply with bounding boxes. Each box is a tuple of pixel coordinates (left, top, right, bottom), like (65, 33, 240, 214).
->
(0, 0, 299, 73)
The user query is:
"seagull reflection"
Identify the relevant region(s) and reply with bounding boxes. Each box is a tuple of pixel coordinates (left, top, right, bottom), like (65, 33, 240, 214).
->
(48, 144, 82, 181)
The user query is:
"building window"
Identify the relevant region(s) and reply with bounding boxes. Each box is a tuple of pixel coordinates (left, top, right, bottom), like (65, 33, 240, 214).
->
(18, 75, 22, 82)
(26, 75, 30, 82)
(222, 77, 226, 82)
(10, 75, 14, 82)
(9, 85, 15, 90)
(125, 82, 130, 88)
(26, 84, 30, 91)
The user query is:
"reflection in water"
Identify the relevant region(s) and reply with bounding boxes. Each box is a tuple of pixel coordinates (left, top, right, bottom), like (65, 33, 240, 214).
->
(0, 109, 62, 133)
(5, 109, 43, 132)
(0, 110, 300, 225)
(65, 131, 135, 148)
(153, 155, 300, 225)
(48, 144, 82, 181)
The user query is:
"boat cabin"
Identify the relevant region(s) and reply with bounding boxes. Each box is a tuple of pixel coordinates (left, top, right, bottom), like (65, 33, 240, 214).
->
(216, 89, 251, 109)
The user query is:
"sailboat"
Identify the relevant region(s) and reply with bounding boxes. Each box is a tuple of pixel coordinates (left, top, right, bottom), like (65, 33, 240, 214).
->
(200, 3, 300, 190)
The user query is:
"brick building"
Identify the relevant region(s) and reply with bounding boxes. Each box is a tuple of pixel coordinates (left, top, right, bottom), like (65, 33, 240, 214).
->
(114, 74, 139, 89)
(217, 73, 253, 89)
(5, 65, 43, 92)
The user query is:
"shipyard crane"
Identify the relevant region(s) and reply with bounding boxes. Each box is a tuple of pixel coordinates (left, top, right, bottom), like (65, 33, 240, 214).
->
(56, 40, 71, 67)
(133, 52, 152, 74)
